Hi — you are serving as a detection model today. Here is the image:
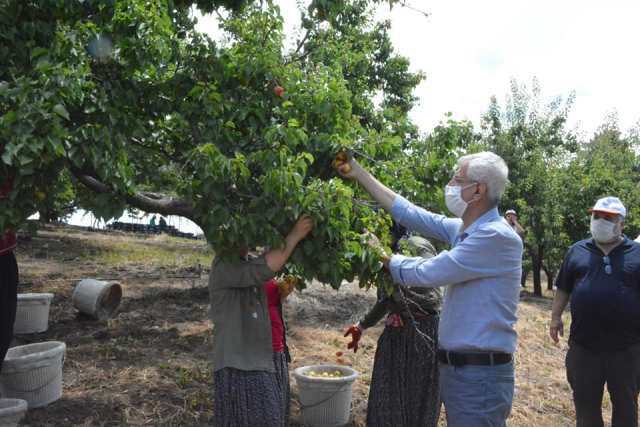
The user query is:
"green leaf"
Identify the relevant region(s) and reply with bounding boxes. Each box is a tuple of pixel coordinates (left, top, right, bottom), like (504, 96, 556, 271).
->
(53, 104, 70, 121)
(30, 47, 49, 60)
(20, 155, 33, 166)
(288, 118, 300, 128)
(1, 151, 12, 165)
(1, 110, 16, 125)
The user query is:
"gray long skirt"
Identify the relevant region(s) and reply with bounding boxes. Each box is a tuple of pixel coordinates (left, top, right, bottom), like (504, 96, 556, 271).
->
(213, 352, 290, 427)
(366, 316, 440, 427)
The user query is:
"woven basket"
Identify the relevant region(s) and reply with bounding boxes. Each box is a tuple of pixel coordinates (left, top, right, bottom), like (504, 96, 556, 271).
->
(0, 341, 66, 408)
(13, 293, 54, 334)
(0, 399, 28, 427)
(72, 279, 122, 320)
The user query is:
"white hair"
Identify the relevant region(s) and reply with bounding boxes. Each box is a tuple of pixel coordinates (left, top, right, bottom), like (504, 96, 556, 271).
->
(457, 151, 509, 204)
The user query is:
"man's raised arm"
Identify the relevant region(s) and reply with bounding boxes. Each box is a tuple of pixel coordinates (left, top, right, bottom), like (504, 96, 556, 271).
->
(334, 155, 397, 212)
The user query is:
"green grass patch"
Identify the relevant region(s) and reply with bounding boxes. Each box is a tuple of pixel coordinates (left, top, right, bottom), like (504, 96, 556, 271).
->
(79, 236, 214, 268)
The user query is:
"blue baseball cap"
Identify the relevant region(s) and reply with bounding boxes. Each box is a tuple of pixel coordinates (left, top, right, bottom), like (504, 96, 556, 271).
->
(589, 196, 626, 218)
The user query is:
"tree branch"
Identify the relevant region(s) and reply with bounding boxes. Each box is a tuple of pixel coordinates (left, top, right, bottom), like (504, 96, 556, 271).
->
(70, 166, 198, 223)
(292, 27, 312, 57)
(398, 1, 430, 18)
(285, 23, 316, 65)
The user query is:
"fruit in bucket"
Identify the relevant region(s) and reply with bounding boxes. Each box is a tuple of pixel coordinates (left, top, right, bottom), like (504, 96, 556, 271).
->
(305, 369, 344, 378)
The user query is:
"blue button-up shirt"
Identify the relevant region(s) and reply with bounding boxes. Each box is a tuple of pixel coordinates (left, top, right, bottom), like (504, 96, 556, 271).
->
(389, 196, 523, 353)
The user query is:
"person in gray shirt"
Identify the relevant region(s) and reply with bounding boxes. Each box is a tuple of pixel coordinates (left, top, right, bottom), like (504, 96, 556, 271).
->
(209, 215, 313, 427)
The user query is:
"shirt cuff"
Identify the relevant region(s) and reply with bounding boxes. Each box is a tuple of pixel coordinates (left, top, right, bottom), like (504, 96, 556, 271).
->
(389, 254, 407, 286)
(391, 195, 411, 223)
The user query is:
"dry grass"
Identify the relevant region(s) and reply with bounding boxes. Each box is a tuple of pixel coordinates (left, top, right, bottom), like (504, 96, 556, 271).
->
(10, 224, 602, 426)
(84, 233, 213, 268)
(286, 284, 589, 427)
(510, 291, 576, 427)
(22, 225, 213, 270)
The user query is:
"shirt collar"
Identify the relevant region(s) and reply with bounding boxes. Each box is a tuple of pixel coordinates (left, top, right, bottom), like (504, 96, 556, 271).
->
(586, 235, 633, 252)
(457, 206, 501, 238)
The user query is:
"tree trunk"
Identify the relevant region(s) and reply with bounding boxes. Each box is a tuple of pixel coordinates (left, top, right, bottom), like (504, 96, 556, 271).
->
(531, 246, 543, 297)
(542, 264, 555, 291)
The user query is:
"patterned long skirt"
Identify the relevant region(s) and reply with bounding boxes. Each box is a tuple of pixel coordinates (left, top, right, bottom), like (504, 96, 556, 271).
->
(213, 352, 290, 427)
(366, 315, 440, 427)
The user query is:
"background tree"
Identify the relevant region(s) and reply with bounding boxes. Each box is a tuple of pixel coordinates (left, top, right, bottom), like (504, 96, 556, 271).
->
(480, 79, 576, 296)
(558, 114, 640, 245)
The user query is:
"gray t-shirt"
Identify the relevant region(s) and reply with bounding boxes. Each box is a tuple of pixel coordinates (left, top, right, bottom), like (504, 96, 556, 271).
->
(209, 254, 276, 372)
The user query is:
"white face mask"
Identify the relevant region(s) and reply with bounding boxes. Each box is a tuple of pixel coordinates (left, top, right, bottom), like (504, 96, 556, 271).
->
(590, 217, 620, 243)
(445, 183, 476, 218)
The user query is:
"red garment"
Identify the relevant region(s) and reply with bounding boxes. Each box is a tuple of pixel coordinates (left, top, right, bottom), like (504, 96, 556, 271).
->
(264, 279, 285, 353)
(0, 177, 16, 256)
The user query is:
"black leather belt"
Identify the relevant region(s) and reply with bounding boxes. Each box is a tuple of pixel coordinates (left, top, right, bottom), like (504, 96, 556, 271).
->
(437, 349, 512, 366)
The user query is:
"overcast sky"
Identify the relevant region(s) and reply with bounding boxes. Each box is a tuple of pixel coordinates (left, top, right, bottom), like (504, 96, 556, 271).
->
(195, 0, 640, 139)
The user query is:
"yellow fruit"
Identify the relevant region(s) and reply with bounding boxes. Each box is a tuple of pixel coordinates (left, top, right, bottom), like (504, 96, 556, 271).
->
(332, 151, 352, 174)
(277, 275, 297, 298)
(306, 368, 344, 378)
(35, 191, 46, 201)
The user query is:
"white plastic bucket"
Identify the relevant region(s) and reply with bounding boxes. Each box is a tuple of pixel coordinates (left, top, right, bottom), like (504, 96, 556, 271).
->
(0, 398, 27, 427)
(0, 341, 66, 408)
(13, 293, 54, 334)
(72, 279, 122, 320)
(293, 364, 359, 427)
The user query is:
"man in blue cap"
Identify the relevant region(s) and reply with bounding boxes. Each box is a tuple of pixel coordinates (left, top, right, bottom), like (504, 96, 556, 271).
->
(550, 196, 640, 427)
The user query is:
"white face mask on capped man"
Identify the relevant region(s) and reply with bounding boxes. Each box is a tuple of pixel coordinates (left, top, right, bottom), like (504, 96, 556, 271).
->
(445, 183, 476, 218)
(590, 217, 621, 243)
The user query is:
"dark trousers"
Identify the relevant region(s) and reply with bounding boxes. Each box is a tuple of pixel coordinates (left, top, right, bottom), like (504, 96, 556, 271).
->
(0, 251, 18, 373)
(566, 342, 640, 427)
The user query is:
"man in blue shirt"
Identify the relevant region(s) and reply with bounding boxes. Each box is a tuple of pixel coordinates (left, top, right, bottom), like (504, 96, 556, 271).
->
(335, 151, 522, 427)
(550, 196, 640, 427)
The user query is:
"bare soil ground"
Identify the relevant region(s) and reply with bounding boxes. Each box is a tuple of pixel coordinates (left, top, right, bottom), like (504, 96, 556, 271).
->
(7, 224, 594, 426)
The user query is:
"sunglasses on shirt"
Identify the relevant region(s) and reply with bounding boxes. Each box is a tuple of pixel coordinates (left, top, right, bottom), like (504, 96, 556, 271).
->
(603, 256, 612, 275)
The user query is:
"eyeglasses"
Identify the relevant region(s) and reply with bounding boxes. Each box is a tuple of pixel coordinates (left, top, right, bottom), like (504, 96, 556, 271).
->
(603, 256, 612, 275)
